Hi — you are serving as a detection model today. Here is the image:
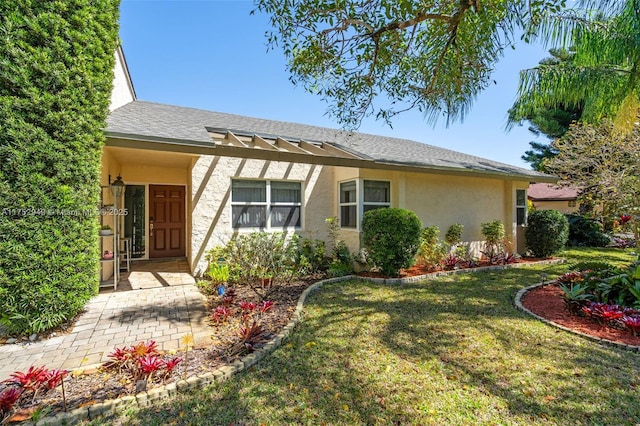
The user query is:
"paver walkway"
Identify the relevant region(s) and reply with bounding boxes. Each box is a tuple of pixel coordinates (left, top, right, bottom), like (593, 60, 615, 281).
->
(0, 260, 212, 381)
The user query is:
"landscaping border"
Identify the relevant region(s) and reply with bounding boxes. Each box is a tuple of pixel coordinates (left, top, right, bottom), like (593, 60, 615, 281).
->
(25, 259, 565, 425)
(514, 282, 640, 353)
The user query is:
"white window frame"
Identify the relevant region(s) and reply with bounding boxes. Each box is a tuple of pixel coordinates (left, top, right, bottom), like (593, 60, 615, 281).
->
(362, 180, 391, 214)
(338, 180, 359, 229)
(231, 179, 302, 230)
(338, 179, 391, 230)
(516, 189, 527, 226)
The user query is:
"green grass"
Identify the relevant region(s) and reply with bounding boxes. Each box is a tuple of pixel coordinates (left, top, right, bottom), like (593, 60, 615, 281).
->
(91, 248, 640, 425)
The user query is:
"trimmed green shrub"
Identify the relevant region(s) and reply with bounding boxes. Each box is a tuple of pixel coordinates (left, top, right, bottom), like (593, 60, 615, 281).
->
(0, 1, 120, 334)
(525, 210, 569, 257)
(416, 225, 447, 268)
(481, 220, 506, 260)
(481, 220, 505, 247)
(362, 208, 422, 276)
(445, 223, 464, 246)
(565, 214, 610, 247)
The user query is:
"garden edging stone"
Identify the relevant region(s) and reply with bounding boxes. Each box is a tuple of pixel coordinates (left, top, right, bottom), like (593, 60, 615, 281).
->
(26, 260, 564, 425)
(514, 282, 640, 353)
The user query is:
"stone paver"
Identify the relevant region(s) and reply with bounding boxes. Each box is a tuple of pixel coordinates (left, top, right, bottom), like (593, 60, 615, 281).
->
(0, 261, 212, 381)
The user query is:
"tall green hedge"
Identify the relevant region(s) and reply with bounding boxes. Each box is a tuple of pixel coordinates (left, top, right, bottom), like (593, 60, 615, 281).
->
(0, 1, 120, 334)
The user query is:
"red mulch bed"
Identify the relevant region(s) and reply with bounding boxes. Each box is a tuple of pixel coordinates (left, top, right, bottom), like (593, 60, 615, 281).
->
(522, 284, 640, 346)
(358, 257, 549, 279)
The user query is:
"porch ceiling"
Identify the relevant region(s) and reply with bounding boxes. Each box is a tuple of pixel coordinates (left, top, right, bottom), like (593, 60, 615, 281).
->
(105, 145, 196, 168)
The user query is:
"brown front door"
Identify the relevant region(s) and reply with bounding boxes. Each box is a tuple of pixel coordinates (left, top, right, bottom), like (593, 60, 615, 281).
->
(149, 185, 186, 258)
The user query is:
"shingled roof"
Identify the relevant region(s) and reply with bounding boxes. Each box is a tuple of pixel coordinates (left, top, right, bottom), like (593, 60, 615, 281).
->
(106, 100, 555, 181)
(528, 183, 579, 201)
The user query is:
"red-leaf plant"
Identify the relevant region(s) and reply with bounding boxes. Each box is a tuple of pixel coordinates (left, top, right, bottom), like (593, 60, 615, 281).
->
(557, 271, 586, 286)
(8, 366, 48, 394)
(137, 355, 164, 382)
(623, 316, 640, 336)
(239, 301, 257, 312)
(237, 320, 268, 352)
(0, 386, 23, 419)
(222, 288, 237, 306)
(2, 366, 69, 416)
(442, 254, 460, 271)
(258, 300, 274, 314)
(212, 305, 233, 323)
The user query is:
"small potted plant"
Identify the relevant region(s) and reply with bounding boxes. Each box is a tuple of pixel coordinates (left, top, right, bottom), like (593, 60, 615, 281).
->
(99, 225, 112, 236)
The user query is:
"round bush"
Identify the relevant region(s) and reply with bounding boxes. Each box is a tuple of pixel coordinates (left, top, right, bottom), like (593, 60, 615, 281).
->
(525, 210, 569, 257)
(361, 208, 422, 276)
(566, 214, 610, 247)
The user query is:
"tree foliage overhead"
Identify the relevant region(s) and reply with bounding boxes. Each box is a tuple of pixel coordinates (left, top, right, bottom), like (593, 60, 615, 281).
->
(544, 120, 640, 219)
(509, 48, 583, 171)
(512, 0, 640, 135)
(254, 0, 565, 128)
(0, 0, 120, 334)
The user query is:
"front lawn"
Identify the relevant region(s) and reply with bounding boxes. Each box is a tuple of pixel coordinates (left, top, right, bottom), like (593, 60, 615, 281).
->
(91, 248, 640, 425)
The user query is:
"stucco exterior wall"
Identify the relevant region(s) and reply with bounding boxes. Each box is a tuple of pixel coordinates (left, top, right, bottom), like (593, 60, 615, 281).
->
(190, 156, 334, 275)
(101, 143, 533, 274)
(532, 200, 579, 214)
(402, 172, 525, 256)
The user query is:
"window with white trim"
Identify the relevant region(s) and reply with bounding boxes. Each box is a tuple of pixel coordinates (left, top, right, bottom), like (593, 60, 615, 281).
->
(363, 180, 390, 213)
(339, 179, 391, 229)
(231, 180, 301, 229)
(339, 181, 357, 228)
(516, 189, 527, 226)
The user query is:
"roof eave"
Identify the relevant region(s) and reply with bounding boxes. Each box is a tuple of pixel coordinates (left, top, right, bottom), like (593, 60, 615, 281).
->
(104, 132, 559, 182)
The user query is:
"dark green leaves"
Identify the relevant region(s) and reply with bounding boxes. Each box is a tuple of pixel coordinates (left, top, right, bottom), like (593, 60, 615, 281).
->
(254, 0, 561, 128)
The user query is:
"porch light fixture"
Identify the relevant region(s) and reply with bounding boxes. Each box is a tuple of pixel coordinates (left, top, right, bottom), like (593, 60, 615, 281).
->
(110, 175, 126, 198)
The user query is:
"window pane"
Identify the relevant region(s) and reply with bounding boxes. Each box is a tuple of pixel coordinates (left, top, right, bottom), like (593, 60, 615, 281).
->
(363, 204, 388, 214)
(517, 207, 526, 226)
(364, 180, 390, 203)
(232, 206, 266, 228)
(340, 205, 357, 228)
(232, 180, 266, 202)
(516, 189, 526, 206)
(271, 206, 301, 227)
(271, 181, 301, 203)
(340, 181, 357, 203)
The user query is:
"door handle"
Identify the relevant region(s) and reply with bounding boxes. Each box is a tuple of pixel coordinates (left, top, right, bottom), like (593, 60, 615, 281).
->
(150, 223, 154, 237)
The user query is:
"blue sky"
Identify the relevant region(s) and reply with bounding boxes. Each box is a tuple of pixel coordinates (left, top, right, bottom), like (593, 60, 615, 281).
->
(119, 0, 553, 168)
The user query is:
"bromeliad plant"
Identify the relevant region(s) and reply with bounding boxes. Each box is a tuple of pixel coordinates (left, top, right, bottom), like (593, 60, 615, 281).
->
(107, 340, 183, 383)
(1, 366, 69, 422)
(210, 289, 276, 356)
(555, 261, 640, 337)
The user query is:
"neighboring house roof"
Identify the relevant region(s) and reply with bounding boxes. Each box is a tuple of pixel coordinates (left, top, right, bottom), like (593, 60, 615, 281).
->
(528, 183, 579, 201)
(106, 100, 556, 182)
